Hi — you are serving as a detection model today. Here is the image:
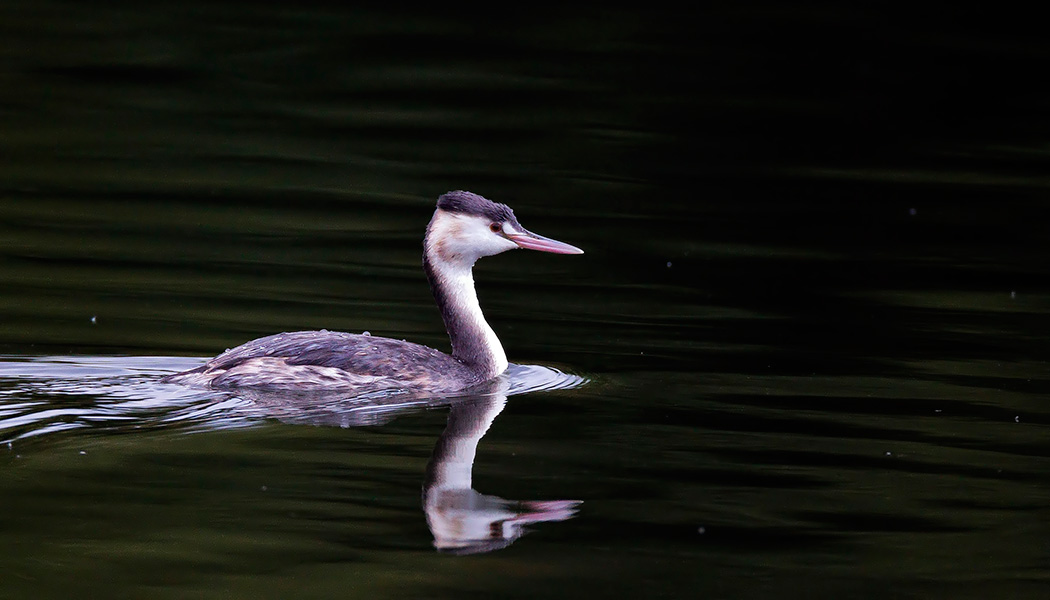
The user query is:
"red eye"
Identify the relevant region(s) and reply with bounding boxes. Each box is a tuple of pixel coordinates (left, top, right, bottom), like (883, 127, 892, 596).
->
(489, 222, 501, 233)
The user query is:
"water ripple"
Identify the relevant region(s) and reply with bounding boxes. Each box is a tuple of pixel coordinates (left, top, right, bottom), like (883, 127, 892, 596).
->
(0, 356, 588, 445)
(0, 356, 256, 445)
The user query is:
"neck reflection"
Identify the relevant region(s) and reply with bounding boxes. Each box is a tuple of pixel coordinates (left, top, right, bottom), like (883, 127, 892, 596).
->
(423, 379, 580, 555)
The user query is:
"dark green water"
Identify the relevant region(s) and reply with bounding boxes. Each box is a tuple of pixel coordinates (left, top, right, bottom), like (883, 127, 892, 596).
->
(3, 3, 1050, 598)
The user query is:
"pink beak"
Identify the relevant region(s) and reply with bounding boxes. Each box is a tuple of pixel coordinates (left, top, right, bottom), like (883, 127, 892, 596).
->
(508, 229, 584, 254)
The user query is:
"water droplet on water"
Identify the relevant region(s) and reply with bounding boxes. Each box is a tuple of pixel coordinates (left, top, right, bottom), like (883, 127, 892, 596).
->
(362, 331, 371, 336)
(90, 316, 97, 324)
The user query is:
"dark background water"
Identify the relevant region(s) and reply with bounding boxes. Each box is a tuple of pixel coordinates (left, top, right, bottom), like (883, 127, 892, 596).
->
(3, 3, 1050, 598)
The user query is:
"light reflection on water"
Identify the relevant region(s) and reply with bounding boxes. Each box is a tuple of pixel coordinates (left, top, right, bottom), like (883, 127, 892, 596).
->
(0, 356, 586, 440)
(0, 356, 587, 554)
(0, 356, 256, 443)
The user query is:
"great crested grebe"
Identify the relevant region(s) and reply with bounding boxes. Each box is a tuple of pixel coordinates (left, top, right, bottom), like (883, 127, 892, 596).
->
(162, 191, 583, 393)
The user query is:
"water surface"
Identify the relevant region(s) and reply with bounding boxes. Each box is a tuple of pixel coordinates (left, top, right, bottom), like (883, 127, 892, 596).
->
(3, 3, 1050, 599)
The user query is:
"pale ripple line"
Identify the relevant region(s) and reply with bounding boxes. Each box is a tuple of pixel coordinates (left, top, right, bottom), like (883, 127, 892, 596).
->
(0, 357, 589, 444)
(0, 356, 258, 444)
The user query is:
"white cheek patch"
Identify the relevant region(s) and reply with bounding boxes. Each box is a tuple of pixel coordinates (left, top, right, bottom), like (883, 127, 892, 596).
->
(430, 211, 520, 264)
(456, 215, 518, 257)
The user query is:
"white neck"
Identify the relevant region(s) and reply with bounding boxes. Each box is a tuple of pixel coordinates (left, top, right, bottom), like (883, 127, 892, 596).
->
(436, 260, 507, 374)
(423, 220, 509, 380)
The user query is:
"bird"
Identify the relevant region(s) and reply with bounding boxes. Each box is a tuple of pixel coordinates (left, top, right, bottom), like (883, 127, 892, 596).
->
(162, 191, 583, 394)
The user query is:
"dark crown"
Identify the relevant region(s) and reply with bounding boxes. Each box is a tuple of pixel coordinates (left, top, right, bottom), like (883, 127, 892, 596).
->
(437, 191, 516, 224)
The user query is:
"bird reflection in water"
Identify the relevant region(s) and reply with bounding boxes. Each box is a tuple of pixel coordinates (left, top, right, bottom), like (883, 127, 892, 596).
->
(423, 386, 580, 554)
(234, 364, 584, 554)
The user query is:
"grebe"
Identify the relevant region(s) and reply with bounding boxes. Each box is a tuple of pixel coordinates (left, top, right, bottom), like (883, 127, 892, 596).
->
(162, 191, 583, 393)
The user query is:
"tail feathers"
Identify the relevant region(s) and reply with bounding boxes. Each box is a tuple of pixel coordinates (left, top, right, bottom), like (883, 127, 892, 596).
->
(159, 365, 213, 387)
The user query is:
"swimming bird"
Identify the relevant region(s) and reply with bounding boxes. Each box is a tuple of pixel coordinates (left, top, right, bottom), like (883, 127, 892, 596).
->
(162, 191, 583, 393)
